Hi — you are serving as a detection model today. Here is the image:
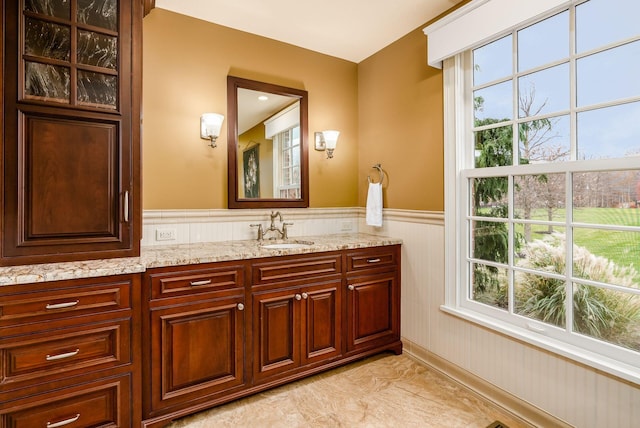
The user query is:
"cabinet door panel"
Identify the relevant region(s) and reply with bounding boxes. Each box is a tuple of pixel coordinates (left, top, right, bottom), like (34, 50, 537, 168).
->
(347, 273, 399, 352)
(150, 297, 245, 412)
(252, 288, 300, 382)
(302, 281, 341, 364)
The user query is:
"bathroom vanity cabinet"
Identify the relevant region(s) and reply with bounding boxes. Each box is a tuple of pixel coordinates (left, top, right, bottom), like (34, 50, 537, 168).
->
(141, 245, 401, 428)
(0, 274, 140, 427)
(143, 262, 247, 419)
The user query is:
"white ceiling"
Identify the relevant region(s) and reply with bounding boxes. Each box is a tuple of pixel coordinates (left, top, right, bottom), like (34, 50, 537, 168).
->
(154, 0, 462, 63)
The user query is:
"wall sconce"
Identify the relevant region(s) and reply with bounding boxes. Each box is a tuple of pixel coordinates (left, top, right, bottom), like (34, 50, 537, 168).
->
(314, 130, 340, 159)
(200, 113, 224, 148)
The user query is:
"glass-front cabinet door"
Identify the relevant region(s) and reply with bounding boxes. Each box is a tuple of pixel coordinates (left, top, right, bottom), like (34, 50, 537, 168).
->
(23, 0, 119, 109)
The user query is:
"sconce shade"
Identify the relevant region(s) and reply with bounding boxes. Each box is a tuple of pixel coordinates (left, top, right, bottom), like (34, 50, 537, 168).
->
(201, 113, 224, 139)
(322, 130, 340, 149)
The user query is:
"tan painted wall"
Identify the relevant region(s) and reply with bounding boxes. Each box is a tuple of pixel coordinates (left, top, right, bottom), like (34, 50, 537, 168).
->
(357, 28, 445, 211)
(142, 9, 358, 209)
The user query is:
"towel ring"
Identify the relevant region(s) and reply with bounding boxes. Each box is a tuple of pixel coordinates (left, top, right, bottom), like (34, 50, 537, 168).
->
(368, 164, 384, 184)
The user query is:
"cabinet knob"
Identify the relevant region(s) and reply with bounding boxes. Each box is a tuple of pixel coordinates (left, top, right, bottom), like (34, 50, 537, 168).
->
(295, 294, 302, 301)
(348, 285, 355, 291)
(237, 303, 244, 311)
(301, 292, 308, 299)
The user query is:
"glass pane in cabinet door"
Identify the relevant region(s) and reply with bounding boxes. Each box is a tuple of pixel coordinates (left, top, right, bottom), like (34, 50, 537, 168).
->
(77, 71, 117, 108)
(25, 0, 70, 19)
(78, 0, 118, 31)
(25, 62, 70, 102)
(25, 18, 70, 61)
(78, 30, 117, 69)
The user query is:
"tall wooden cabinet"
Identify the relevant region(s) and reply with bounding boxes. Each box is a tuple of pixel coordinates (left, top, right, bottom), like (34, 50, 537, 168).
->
(1, 0, 142, 266)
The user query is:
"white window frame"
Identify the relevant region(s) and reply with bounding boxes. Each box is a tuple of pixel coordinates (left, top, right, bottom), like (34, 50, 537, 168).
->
(442, 3, 640, 384)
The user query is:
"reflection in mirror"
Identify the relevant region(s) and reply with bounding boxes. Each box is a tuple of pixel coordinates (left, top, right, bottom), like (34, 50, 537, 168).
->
(227, 76, 308, 209)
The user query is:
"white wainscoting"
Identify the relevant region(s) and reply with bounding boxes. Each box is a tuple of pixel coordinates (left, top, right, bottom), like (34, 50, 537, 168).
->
(142, 208, 640, 427)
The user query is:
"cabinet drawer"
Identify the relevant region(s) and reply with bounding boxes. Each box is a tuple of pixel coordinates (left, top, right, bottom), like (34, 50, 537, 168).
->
(1, 319, 130, 390)
(1, 375, 130, 428)
(252, 254, 341, 286)
(0, 276, 133, 328)
(148, 263, 245, 300)
(346, 246, 399, 273)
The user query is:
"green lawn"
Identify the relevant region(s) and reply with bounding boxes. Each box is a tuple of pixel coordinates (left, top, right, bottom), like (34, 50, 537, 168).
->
(516, 208, 640, 269)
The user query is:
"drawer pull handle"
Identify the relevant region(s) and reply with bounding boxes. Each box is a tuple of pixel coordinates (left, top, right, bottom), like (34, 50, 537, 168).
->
(46, 349, 80, 361)
(295, 294, 302, 301)
(367, 258, 381, 263)
(45, 300, 79, 310)
(237, 303, 245, 311)
(190, 279, 212, 286)
(301, 292, 308, 299)
(47, 413, 80, 428)
(348, 285, 355, 291)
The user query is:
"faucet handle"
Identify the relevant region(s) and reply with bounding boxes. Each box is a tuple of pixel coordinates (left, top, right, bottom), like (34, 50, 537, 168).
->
(250, 224, 264, 241)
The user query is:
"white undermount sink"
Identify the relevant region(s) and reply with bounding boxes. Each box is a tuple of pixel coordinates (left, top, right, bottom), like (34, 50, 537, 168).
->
(260, 241, 314, 249)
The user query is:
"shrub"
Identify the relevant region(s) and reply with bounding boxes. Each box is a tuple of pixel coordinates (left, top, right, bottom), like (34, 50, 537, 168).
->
(516, 233, 640, 350)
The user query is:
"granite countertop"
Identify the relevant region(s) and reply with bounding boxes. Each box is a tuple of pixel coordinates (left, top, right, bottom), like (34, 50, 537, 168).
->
(0, 233, 401, 286)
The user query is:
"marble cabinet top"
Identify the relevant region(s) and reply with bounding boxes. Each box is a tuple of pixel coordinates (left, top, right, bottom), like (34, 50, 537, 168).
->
(0, 233, 401, 286)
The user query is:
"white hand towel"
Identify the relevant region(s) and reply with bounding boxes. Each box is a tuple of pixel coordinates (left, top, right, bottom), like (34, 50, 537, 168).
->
(366, 182, 383, 227)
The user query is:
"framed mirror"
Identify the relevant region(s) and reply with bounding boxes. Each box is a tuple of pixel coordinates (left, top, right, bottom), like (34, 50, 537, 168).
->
(227, 76, 309, 209)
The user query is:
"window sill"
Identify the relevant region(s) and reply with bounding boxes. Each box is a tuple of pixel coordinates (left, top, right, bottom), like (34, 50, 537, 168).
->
(440, 305, 640, 385)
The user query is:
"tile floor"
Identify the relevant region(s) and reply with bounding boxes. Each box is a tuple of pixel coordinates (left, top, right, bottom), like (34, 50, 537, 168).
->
(167, 353, 529, 428)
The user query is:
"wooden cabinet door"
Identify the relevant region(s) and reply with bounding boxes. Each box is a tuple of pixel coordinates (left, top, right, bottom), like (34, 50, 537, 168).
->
(346, 272, 400, 352)
(150, 296, 246, 413)
(1, 0, 141, 265)
(301, 280, 342, 365)
(252, 287, 300, 383)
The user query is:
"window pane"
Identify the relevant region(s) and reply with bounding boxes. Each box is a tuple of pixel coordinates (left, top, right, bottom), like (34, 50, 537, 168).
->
(470, 262, 509, 310)
(573, 228, 640, 287)
(518, 11, 569, 72)
(576, 0, 640, 54)
(474, 81, 512, 123)
(473, 35, 512, 86)
(474, 126, 513, 168)
(471, 177, 508, 217)
(573, 170, 640, 212)
(514, 228, 566, 275)
(514, 270, 566, 328)
(471, 219, 509, 262)
(519, 115, 570, 164)
(518, 63, 570, 118)
(514, 173, 565, 221)
(577, 41, 640, 108)
(577, 102, 640, 159)
(573, 284, 640, 352)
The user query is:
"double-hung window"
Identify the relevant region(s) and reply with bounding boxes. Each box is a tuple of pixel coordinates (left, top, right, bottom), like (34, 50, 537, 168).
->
(442, 0, 640, 379)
